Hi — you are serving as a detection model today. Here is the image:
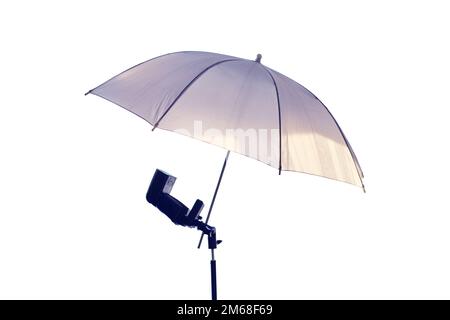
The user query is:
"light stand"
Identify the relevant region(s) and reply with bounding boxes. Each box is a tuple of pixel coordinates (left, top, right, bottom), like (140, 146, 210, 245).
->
(195, 221, 221, 300)
(146, 150, 230, 300)
(209, 229, 218, 301)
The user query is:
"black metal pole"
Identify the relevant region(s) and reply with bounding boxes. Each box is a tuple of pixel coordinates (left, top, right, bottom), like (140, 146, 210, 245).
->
(197, 150, 230, 249)
(208, 229, 219, 300)
(211, 249, 217, 300)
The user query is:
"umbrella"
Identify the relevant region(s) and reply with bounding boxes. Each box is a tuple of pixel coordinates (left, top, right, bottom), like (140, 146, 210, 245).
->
(85, 51, 364, 299)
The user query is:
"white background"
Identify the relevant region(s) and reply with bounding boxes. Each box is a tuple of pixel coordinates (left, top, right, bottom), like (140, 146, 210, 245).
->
(1, 0, 449, 299)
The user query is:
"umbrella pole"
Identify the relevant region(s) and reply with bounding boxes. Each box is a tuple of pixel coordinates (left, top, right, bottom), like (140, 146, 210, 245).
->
(197, 150, 230, 249)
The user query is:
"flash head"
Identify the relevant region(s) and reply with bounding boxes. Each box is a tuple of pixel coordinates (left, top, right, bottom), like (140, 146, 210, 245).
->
(146, 169, 204, 228)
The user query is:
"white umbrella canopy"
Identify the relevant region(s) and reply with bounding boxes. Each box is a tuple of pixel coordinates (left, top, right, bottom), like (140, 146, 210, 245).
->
(87, 51, 364, 190)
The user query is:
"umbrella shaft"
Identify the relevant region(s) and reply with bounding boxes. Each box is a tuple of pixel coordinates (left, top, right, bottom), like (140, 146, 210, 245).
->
(197, 150, 230, 249)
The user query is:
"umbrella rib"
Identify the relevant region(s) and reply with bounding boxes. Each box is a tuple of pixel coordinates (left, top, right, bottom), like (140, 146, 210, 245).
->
(302, 88, 365, 191)
(259, 65, 283, 175)
(261, 69, 365, 191)
(85, 51, 181, 96)
(152, 58, 239, 130)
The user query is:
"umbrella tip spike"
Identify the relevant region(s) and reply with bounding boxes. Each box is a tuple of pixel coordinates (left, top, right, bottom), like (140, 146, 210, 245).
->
(84, 89, 92, 96)
(255, 53, 262, 63)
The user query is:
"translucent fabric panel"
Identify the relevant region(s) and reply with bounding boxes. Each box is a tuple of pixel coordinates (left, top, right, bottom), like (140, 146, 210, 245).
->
(89, 51, 363, 188)
(268, 68, 363, 187)
(91, 51, 238, 124)
(158, 60, 280, 168)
